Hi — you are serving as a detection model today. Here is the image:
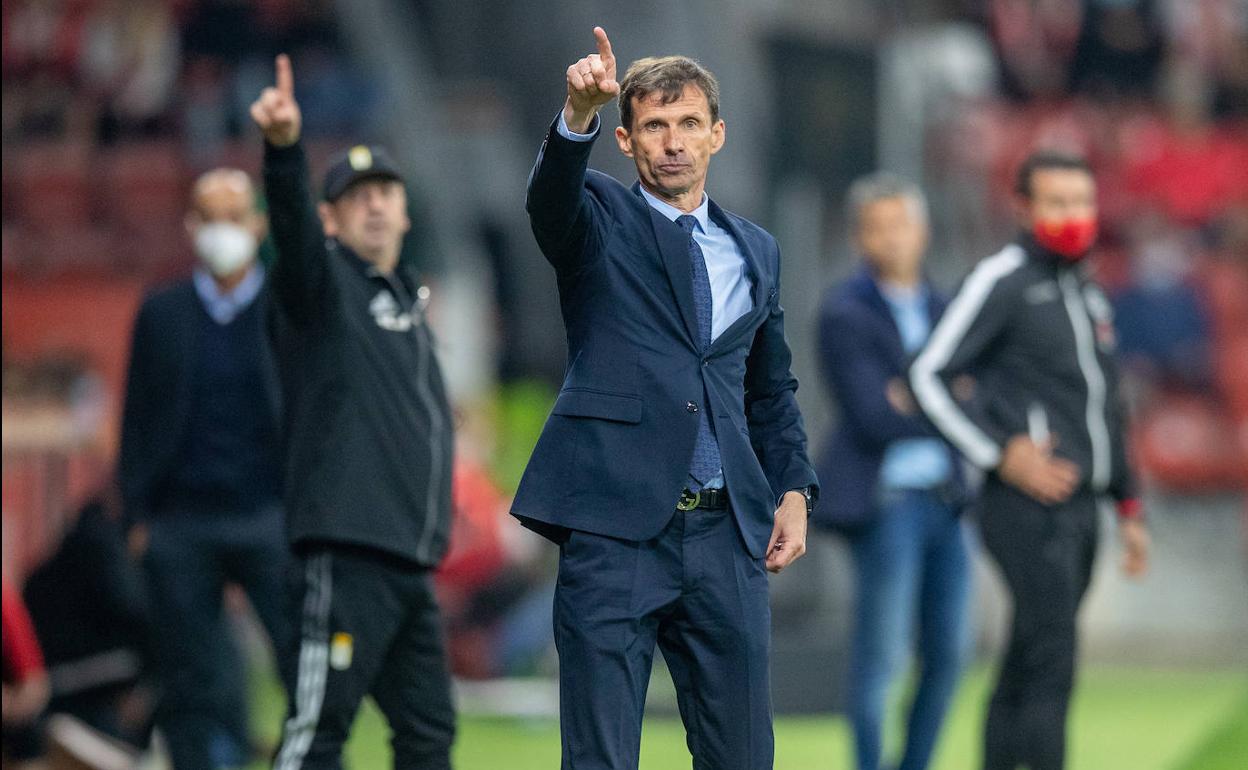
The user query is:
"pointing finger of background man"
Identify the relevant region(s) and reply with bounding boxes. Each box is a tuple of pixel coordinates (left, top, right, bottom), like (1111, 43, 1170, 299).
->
(275, 53, 294, 97)
(249, 101, 269, 128)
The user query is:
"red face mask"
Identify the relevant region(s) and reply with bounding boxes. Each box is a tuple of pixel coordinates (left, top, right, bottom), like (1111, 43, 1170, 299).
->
(1032, 217, 1098, 261)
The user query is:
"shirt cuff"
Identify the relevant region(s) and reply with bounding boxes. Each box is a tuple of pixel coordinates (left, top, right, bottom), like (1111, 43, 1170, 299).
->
(1116, 498, 1143, 520)
(556, 111, 600, 142)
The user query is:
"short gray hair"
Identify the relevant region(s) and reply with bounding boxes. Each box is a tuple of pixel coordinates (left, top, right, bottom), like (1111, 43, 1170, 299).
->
(845, 172, 928, 233)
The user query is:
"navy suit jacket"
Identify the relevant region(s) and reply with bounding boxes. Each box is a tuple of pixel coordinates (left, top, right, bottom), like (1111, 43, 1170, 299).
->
(513, 120, 818, 558)
(812, 268, 962, 531)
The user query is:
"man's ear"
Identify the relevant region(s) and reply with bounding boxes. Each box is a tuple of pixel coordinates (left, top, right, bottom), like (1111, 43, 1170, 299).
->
(317, 202, 338, 237)
(709, 119, 726, 155)
(251, 211, 270, 243)
(184, 212, 201, 239)
(614, 126, 633, 158)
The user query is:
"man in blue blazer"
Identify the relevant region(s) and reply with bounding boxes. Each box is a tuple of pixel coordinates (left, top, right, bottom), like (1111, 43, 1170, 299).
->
(812, 174, 971, 770)
(514, 27, 818, 770)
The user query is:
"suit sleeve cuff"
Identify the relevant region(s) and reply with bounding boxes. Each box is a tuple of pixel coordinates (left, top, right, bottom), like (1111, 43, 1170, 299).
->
(555, 111, 600, 141)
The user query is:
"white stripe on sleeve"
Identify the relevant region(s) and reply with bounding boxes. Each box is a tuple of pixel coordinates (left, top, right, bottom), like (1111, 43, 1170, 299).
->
(911, 245, 1025, 469)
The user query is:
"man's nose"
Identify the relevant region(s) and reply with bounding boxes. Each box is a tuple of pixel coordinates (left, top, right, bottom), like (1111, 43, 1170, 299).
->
(662, 128, 683, 154)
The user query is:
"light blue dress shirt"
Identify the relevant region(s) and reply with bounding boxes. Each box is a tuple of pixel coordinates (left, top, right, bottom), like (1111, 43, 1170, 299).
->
(556, 113, 756, 490)
(192, 264, 265, 325)
(876, 281, 953, 490)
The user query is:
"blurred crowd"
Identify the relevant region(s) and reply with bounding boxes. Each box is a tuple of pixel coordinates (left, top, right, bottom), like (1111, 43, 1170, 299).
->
(940, 0, 1248, 488)
(1, 0, 375, 148)
(1, 0, 380, 278)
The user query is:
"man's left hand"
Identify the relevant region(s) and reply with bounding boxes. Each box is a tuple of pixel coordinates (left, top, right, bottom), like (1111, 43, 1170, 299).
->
(765, 492, 808, 573)
(1120, 517, 1151, 578)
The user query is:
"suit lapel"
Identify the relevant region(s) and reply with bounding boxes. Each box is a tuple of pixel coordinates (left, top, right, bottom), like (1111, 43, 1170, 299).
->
(709, 200, 767, 310)
(636, 184, 700, 349)
(855, 270, 907, 363)
(707, 200, 767, 352)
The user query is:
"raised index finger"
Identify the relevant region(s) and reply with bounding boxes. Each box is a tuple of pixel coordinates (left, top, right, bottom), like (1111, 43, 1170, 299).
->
(593, 26, 614, 64)
(275, 53, 294, 96)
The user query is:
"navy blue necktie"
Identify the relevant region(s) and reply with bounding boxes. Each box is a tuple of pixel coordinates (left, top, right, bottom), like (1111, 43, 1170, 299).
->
(677, 214, 721, 488)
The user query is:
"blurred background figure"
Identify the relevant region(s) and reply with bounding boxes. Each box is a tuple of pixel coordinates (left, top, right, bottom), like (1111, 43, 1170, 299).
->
(21, 495, 155, 753)
(814, 173, 971, 770)
(435, 405, 554, 680)
(253, 53, 457, 768)
(119, 167, 292, 770)
(910, 153, 1150, 770)
(3, 576, 51, 770)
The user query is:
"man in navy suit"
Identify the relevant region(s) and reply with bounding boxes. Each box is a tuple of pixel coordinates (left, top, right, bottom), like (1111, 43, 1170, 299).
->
(514, 27, 818, 770)
(812, 174, 970, 770)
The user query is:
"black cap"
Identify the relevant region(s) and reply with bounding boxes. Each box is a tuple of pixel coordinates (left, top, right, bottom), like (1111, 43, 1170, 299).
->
(321, 144, 404, 201)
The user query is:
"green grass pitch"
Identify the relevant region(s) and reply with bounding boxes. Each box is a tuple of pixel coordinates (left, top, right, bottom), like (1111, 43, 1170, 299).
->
(246, 665, 1247, 769)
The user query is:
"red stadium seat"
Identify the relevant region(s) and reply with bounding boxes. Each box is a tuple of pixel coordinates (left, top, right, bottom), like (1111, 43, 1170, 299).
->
(212, 140, 264, 179)
(2, 224, 22, 274)
(1134, 393, 1246, 490)
(95, 141, 188, 235)
(15, 226, 123, 277)
(1215, 336, 1248, 422)
(1200, 258, 1248, 339)
(10, 140, 94, 232)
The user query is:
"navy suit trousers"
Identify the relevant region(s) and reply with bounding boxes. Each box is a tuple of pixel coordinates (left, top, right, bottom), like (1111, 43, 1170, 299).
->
(553, 507, 773, 770)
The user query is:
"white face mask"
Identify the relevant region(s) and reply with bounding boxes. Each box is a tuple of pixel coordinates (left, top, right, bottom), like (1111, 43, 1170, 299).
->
(194, 222, 257, 277)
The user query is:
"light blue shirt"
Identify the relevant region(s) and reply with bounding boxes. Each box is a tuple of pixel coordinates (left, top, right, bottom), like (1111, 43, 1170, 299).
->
(556, 113, 756, 490)
(192, 264, 265, 325)
(877, 281, 953, 490)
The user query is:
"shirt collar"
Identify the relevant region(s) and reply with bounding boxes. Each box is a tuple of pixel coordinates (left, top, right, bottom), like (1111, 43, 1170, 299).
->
(638, 185, 710, 233)
(876, 279, 926, 307)
(193, 264, 265, 324)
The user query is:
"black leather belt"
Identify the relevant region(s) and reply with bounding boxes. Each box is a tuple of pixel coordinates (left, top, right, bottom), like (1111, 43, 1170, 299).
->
(676, 487, 729, 511)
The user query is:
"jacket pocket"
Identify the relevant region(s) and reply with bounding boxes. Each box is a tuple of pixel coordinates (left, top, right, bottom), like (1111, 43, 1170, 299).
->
(552, 389, 643, 424)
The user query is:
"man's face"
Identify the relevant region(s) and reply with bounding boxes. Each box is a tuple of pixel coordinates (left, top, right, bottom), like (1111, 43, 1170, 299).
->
(1024, 168, 1097, 226)
(320, 178, 410, 259)
(187, 173, 263, 239)
(614, 84, 724, 202)
(856, 196, 928, 278)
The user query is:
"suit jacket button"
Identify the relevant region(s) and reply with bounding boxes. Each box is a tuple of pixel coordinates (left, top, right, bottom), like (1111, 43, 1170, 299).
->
(686, 401, 698, 413)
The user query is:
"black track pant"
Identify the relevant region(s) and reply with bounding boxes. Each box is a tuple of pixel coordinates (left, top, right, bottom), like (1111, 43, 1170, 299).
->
(273, 545, 455, 770)
(978, 480, 1099, 770)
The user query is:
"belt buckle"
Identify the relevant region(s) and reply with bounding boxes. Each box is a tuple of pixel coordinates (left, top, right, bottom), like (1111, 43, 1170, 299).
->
(676, 488, 700, 511)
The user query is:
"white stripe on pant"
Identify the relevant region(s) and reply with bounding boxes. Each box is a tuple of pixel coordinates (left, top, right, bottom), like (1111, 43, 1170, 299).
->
(274, 553, 333, 770)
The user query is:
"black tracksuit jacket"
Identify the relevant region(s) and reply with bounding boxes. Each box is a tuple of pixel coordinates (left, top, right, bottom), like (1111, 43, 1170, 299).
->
(910, 234, 1136, 504)
(263, 141, 453, 568)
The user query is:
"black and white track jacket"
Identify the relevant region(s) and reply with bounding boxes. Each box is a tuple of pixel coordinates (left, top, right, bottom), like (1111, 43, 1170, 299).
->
(910, 234, 1136, 505)
(264, 141, 454, 567)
